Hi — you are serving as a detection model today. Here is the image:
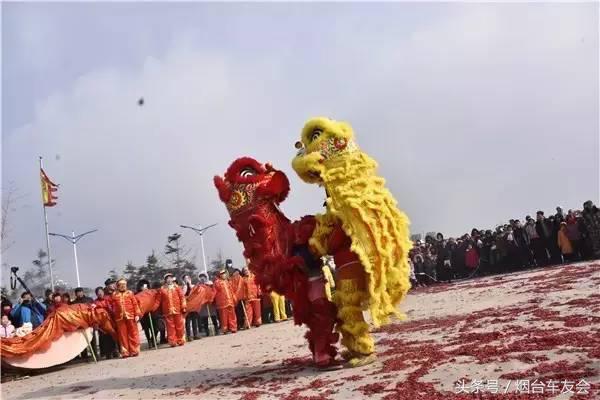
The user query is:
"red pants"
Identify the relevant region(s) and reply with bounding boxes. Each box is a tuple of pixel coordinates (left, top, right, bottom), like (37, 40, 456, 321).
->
(305, 279, 339, 368)
(165, 314, 185, 346)
(116, 319, 140, 357)
(245, 300, 262, 327)
(218, 306, 237, 333)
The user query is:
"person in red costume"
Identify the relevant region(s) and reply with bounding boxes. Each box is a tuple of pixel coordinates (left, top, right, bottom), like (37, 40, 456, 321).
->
(111, 278, 142, 357)
(154, 273, 186, 346)
(214, 270, 238, 334)
(214, 157, 339, 368)
(242, 267, 261, 327)
(230, 269, 246, 329)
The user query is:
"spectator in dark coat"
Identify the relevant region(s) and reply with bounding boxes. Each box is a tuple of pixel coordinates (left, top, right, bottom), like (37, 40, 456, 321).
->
(535, 212, 553, 265)
(581, 200, 600, 258)
(435, 239, 452, 283)
(513, 220, 533, 267)
(71, 288, 94, 305)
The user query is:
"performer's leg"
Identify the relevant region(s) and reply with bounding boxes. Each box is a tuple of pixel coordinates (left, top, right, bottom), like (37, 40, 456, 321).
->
(199, 316, 209, 336)
(228, 306, 238, 333)
(211, 314, 220, 333)
(218, 308, 229, 334)
(127, 319, 141, 356)
(306, 296, 339, 368)
(235, 302, 245, 330)
(116, 320, 130, 357)
(335, 278, 375, 366)
(141, 316, 153, 347)
(252, 301, 262, 326)
(279, 295, 288, 320)
(165, 315, 177, 346)
(98, 332, 108, 359)
(175, 314, 186, 345)
(185, 314, 193, 340)
(192, 312, 201, 339)
(270, 293, 281, 322)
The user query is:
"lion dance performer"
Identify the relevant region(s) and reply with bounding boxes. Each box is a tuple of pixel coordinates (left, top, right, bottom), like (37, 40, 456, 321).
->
(292, 117, 412, 367)
(242, 266, 262, 327)
(111, 278, 142, 357)
(214, 157, 339, 368)
(154, 273, 186, 346)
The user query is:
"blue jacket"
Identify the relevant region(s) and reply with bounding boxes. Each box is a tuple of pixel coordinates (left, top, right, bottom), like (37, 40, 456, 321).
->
(10, 302, 46, 328)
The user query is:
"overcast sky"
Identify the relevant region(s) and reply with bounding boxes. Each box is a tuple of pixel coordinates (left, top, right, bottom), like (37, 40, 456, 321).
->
(2, 3, 598, 290)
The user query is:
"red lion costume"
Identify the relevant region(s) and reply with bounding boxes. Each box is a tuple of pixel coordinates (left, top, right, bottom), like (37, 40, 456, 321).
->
(214, 157, 339, 368)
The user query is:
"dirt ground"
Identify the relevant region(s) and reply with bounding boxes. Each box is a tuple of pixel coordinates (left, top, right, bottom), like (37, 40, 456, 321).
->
(2, 262, 599, 400)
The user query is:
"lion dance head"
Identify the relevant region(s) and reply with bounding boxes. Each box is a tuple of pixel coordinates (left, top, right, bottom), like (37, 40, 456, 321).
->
(214, 157, 294, 289)
(292, 117, 360, 185)
(214, 157, 290, 215)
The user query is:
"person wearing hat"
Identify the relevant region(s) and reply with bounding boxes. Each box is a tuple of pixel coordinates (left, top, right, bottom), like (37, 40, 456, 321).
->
(213, 269, 238, 334)
(154, 273, 187, 346)
(110, 277, 142, 357)
(241, 267, 262, 327)
(95, 278, 118, 359)
(104, 278, 117, 296)
(230, 269, 246, 330)
(197, 273, 219, 336)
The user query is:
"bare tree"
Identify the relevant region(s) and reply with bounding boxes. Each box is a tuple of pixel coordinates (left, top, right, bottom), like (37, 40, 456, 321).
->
(1, 182, 20, 253)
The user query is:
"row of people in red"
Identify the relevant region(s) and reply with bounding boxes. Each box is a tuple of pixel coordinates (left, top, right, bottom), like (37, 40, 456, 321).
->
(213, 267, 262, 334)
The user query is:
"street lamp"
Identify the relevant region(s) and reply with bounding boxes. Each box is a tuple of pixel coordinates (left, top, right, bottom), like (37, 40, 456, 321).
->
(49, 229, 98, 287)
(179, 223, 217, 276)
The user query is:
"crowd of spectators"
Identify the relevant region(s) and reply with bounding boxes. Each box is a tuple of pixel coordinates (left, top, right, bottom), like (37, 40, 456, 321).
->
(409, 200, 600, 286)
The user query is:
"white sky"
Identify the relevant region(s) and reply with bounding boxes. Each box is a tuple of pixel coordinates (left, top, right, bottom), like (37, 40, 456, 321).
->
(2, 3, 598, 289)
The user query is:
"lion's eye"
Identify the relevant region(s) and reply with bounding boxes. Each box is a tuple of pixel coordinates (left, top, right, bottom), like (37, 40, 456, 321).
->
(240, 168, 256, 177)
(310, 129, 322, 142)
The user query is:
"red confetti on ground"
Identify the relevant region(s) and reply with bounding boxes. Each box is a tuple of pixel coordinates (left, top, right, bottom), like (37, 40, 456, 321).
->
(238, 391, 267, 400)
(354, 381, 390, 395)
(181, 263, 600, 399)
(345, 375, 364, 382)
(307, 379, 336, 389)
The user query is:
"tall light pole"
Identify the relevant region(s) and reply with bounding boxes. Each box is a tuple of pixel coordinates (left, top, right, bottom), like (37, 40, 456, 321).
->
(49, 229, 98, 287)
(179, 223, 217, 276)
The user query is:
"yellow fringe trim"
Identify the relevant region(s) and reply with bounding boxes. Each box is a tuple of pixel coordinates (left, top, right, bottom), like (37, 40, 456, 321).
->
(295, 117, 413, 328)
(334, 279, 374, 355)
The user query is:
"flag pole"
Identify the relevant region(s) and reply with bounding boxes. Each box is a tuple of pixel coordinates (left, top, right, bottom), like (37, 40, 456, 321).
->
(39, 157, 55, 292)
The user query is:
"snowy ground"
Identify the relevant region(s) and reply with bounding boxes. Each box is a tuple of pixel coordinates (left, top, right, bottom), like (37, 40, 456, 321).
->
(2, 262, 599, 400)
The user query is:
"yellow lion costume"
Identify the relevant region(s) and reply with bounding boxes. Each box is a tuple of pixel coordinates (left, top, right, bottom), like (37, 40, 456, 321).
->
(292, 117, 412, 366)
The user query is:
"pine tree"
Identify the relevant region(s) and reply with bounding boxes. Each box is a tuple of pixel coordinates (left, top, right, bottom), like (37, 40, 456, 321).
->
(123, 261, 139, 284)
(164, 233, 190, 277)
(144, 250, 164, 285)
